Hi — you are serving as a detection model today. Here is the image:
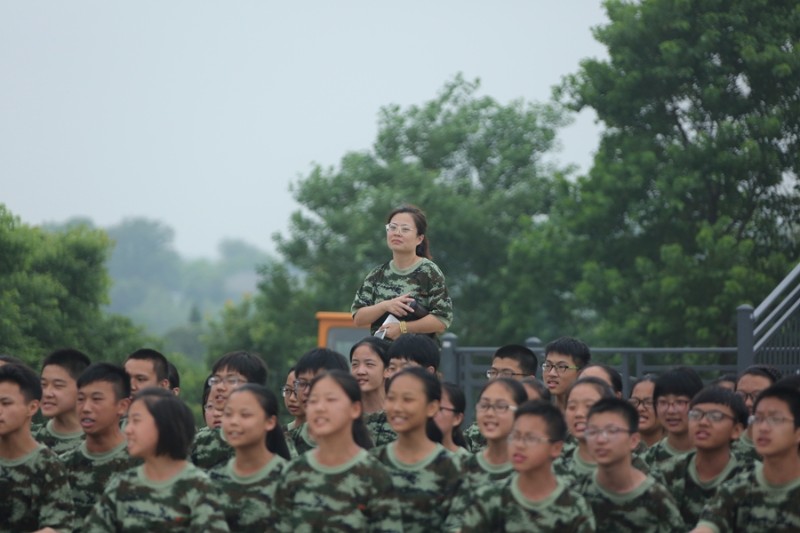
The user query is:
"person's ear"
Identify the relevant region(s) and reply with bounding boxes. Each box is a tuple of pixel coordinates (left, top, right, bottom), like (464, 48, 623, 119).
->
(629, 431, 641, 451)
(264, 415, 278, 433)
(453, 412, 464, 427)
(27, 399, 40, 418)
(549, 440, 563, 460)
(350, 400, 363, 421)
(730, 422, 744, 441)
(426, 399, 440, 419)
(116, 397, 131, 417)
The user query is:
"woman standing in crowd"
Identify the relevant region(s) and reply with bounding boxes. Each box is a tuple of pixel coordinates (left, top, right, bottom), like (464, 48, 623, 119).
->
(351, 204, 453, 340)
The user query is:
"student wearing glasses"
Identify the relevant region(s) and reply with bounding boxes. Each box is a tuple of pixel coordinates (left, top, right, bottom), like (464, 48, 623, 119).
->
(642, 367, 705, 469)
(581, 398, 684, 531)
(351, 204, 453, 341)
(191, 350, 268, 469)
(542, 337, 591, 413)
(692, 385, 800, 532)
(628, 375, 665, 448)
(280, 368, 304, 434)
(657, 387, 750, 525)
(465, 344, 539, 452)
(459, 401, 595, 532)
(732, 364, 782, 464)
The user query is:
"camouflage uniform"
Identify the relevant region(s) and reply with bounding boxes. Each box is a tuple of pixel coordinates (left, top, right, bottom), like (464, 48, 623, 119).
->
(463, 422, 486, 453)
(191, 426, 233, 470)
(459, 474, 596, 532)
(208, 456, 286, 532)
(288, 422, 317, 457)
(364, 410, 397, 447)
(447, 451, 514, 531)
(351, 259, 454, 334)
(0, 444, 74, 532)
(554, 445, 661, 486)
(695, 462, 800, 532)
(581, 472, 685, 532)
(83, 462, 230, 532)
(59, 440, 141, 517)
(640, 436, 691, 469)
(656, 450, 752, 525)
(372, 442, 462, 533)
(272, 448, 403, 532)
(730, 431, 760, 465)
(33, 419, 84, 455)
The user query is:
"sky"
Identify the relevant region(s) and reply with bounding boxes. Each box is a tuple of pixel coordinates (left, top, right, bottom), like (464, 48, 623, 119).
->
(0, 1, 609, 259)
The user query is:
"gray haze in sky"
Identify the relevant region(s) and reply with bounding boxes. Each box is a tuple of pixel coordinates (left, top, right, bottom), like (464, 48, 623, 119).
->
(1, 1, 608, 258)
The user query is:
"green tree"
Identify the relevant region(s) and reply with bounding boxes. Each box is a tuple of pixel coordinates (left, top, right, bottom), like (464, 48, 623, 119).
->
(506, 0, 800, 346)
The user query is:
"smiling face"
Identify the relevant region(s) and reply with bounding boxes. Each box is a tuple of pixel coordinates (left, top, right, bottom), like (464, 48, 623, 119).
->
(386, 212, 423, 255)
(0, 382, 38, 437)
(385, 373, 437, 435)
(350, 345, 385, 395)
(40, 365, 78, 418)
(124, 399, 159, 459)
(77, 380, 129, 437)
(209, 366, 248, 411)
(222, 389, 275, 451)
(689, 402, 742, 451)
(305, 376, 360, 441)
(477, 381, 518, 443)
(508, 414, 562, 474)
(566, 383, 603, 442)
(543, 353, 580, 397)
(630, 380, 659, 434)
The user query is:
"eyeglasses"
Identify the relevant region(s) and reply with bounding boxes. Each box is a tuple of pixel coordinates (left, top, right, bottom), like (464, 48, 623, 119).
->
(486, 369, 528, 379)
(293, 379, 312, 394)
(438, 406, 459, 414)
(628, 397, 654, 409)
(584, 425, 632, 440)
(735, 390, 762, 403)
(507, 432, 552, 446)
(207, 375, 245, 387)
(281, 386, 297, 398)
(656, 398, 690, 412)
(748, 414, 795, 427)
(688, 408, 735, 423)
(203, 403, 214, 412)
(542, 362, 579, 375)
(476, 401, 517, 414)
(385, 223, 415, 235)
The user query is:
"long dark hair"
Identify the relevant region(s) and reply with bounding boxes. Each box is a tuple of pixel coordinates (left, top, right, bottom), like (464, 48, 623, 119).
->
(308, 370, 374, 449)
(441, 382, 467, 448)
(228, 384, 291, 460)
(387, 204, 432, 259)
(387, 367, 444, 443)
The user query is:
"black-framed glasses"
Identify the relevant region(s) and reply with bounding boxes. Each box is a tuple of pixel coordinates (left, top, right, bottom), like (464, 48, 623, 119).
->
(748, 414, 795, 427)
(688, 408, 735, 423)
(542, 362, 579, 375)
(507, 432, 552, 446)
(735, 390, 763, 403)
(486, 369, 527, 379)
(438, 406, 459, 414)
(281, 386, 297, 398)
(208, 375, 245, 387)
(293, 379, 312, 395)
(628, 397, 654, 409)
(584, 425, 632, 440)
(476, 401, 517, 414)
(655, 398, 690, 412)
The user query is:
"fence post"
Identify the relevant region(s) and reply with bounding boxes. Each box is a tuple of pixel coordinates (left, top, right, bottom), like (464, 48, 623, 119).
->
(525, 336, 543, 378)
(440, 332, 459, 385)
(737, 305, 755, 375)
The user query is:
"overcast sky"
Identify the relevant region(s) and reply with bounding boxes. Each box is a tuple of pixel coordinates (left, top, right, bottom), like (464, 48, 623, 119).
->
(0, 1, 608, 258)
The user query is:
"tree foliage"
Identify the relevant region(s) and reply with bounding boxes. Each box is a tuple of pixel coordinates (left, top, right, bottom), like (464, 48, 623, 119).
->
(505, 0, 800, 346)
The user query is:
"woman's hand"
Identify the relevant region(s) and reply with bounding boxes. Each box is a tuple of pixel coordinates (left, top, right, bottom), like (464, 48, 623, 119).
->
(378, 321, 403, 340)
(383, 293, 415, 317)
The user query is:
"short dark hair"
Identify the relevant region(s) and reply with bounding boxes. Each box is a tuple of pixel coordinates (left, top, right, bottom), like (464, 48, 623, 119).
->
(211, 351, 268, 385)
(521, 376, 552, 403)
(228, 384, 291, 460)
(690, 386, 749, 427)
(567, 377, 615, 402)
(308, 370, 373, 449)
(0, 354, 26, 366)
(710, 374, 737, 389)
(41, 348, 91, 381)
(544, 337, 591, 368)
(132, 388, 195, 459)
(588, 397, 640, 433)
(492, 344, 538, 376)
(776, 374, 800, 392)
(581, 364, 623, 395)
(514, 400, 567, 442)
(387, 334, 440, 371)
(738, 365, 782, 385)
(0, 363, 42, 402)
(478, 377, 528, 407)
(77, 363, 131, 401)
(653, 367, 704, 406)
(125, 349, 169, 383)
(754, 385, 800, 430)
(349, 337, 391, 368)
(441, 382, 467, 448)
(295, 348, 349, 376)
(167, 362, 180, 389)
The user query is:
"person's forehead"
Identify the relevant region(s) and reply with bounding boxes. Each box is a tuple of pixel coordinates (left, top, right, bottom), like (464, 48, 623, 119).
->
(587, 411, 626, 426)
(79, 380, 115, 395)
(125, 359, 155, 374)
(41, 365, 73, 380)
(755, 397, 791, 414)
(514, 413, 547, 432)
(492, 357, 522, 369)
(0, 381, 24, 398)
(214, 366, 245, 377)
(692, 402, 733, 414)
(545, 353, 575, 363)
(737, 374, 772, 390)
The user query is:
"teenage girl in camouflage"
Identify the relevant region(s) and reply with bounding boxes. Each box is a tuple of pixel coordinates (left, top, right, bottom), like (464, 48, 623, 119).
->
(352, 204, 454, 340)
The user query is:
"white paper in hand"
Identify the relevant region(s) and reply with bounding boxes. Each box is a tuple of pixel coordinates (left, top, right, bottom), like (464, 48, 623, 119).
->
(374, 314, 400, 339)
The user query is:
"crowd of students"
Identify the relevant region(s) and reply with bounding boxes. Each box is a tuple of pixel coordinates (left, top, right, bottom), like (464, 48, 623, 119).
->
(0, 337, 799, 532)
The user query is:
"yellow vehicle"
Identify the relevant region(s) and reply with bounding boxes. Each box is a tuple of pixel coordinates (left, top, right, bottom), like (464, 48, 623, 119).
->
(316, 311, 370, 354)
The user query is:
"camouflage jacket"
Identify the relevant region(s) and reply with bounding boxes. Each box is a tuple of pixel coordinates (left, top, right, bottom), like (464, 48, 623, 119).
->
(463, 422, 486, 453)
(191, 426, 234, 470)
(447, 451, 514, 530)
(288, 422, 317, 457)
(33, 419, 84, 455)
(640, 436, 691, 469)
(364, 410, 397, 447)
(730, 432, 760, 465)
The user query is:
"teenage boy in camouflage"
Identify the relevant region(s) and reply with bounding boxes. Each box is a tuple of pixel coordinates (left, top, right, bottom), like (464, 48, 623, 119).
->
(35, 349, 91, 455)
(191, 350, 268, 469)
(122, 348, 171, 398)
(0, 363, 75, 532)
(732, 364, 782, 464)
(657, 386, 750, 525)
(60, 363, 139, 517)
(464, 343, 538, 453)
(581, 397, 684, 532)
(458, 401, 595, 532)
(692, 385, 800, 532)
